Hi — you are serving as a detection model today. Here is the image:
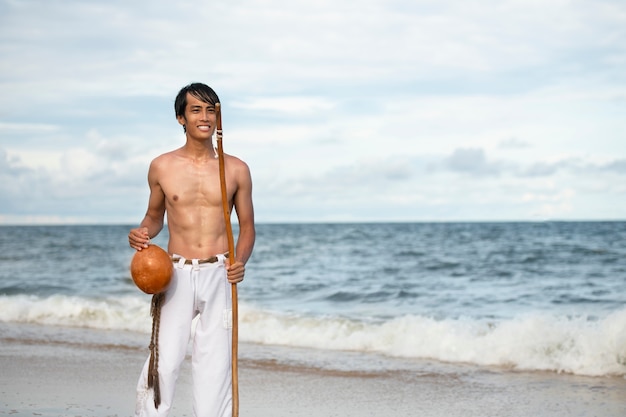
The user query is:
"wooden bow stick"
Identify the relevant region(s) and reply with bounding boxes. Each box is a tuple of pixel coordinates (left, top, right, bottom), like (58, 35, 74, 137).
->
(215, 102, 239, 417)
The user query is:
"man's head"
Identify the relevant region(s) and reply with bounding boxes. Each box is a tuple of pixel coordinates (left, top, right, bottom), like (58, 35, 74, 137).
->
(174, 83, 220, 118)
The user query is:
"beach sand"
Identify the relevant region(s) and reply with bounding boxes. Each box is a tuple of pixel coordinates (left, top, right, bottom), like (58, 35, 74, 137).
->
(1, 335, 625, 417)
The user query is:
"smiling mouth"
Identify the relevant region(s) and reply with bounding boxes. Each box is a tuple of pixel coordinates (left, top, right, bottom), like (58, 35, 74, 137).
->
(197, 125, 211, 131)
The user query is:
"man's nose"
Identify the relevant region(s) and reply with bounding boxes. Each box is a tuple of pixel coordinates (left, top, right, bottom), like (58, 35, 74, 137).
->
(198, 109, 212, 120)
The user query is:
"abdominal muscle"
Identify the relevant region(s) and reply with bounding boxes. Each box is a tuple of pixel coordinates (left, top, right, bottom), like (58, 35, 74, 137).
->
(165, 204, 229, 259)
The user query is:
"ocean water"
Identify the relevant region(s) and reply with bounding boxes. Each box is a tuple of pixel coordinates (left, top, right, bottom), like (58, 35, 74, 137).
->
(1, 222, 625, 378)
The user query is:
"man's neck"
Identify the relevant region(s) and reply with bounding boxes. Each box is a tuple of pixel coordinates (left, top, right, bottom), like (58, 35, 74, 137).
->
(181, 138, 218, 161)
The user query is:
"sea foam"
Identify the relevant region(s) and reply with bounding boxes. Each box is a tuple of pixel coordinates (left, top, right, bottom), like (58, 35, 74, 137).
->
(239, 305, 626, 377)
(1, 294, 625, 377)
(0, 294, 152, 333)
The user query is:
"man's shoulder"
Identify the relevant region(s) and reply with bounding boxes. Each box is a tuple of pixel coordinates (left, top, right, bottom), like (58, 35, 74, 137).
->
(150, 149, 181, 167)
(226, 153, 250, 169)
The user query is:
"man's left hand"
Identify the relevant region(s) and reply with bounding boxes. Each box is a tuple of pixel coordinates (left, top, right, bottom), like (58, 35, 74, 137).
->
(226, 260, 245, 284)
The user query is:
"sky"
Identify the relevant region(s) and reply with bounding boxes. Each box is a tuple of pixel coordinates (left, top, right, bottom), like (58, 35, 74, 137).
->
(1, 0, 625, 224)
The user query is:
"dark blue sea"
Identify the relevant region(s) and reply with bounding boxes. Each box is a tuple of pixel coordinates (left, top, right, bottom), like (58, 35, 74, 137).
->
(1, 222, 625, 377)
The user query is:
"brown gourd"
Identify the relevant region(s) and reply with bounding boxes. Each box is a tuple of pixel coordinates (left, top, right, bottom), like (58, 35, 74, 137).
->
(130, 245, 173, 294)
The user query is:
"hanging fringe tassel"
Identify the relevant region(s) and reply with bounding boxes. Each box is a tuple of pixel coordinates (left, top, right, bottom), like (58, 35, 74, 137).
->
(148, 292, 164, 409)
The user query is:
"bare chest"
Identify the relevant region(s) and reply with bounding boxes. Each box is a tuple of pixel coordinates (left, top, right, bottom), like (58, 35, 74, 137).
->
(161, 163, 224, 207)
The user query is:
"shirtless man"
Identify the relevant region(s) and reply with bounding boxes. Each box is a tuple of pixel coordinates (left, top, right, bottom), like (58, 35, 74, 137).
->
(128, 83, 255, 417)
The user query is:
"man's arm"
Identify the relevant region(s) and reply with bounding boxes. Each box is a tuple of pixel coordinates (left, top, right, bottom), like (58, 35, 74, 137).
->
(226, 159, 255, 283)
(128, 159, 167, 251)
(234, 160, 255, 265)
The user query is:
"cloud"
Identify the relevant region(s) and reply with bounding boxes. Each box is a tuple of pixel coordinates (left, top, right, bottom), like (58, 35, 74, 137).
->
(0, 122, 60, 133)
(498, 137, 531, 150)
(442, 148, 503, 176)
(1, 0, 625, 223)
(0, 148, 52, 212)
(600, 159, 626, 173)
(233, 96, 336, 116)
(0, 143, 149, 222)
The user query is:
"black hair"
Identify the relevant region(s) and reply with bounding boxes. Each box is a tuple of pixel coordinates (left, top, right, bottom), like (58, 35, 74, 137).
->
(174, 83, 220, 117)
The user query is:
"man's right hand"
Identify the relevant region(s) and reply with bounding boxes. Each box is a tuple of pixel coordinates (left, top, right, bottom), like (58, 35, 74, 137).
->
(128, 227, 150, 251)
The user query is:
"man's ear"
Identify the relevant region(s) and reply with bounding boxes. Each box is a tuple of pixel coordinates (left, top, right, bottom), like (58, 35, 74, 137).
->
(176, 115, 187, 132)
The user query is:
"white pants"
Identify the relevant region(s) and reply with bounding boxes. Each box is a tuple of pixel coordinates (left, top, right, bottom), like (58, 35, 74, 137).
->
(135, 254, 233, 417)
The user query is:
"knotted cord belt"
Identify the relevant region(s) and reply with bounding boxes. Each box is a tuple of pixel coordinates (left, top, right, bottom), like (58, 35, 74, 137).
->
(148, 292, 164, 408)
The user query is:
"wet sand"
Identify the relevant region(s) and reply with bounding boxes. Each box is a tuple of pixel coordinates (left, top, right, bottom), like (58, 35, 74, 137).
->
(1, 337, 625, 417)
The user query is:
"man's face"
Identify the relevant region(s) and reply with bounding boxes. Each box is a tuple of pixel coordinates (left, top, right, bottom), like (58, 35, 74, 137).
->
(177, 93, 217, 139)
